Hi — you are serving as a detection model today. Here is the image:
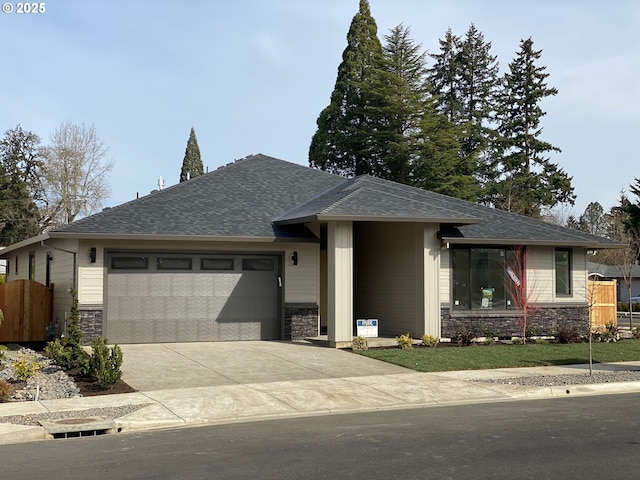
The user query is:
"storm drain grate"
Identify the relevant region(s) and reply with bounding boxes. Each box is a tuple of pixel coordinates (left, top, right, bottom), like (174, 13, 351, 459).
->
(52, 428, 111, 439)
(39, 417, 117, 440)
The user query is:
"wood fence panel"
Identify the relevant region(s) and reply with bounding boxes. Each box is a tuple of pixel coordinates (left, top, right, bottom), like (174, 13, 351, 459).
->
(588, 280, 617, 332)
(0, 280, 52, 342)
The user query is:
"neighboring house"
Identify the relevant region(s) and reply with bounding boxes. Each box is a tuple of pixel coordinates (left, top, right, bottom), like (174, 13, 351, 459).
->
(0, 154, 622, 346)
(588, 262, 640, 303)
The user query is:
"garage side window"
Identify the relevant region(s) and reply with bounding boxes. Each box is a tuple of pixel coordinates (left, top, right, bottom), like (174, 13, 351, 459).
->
(201, 258, 234, 271)
(157, 257, 192, 270)
(242, 258, 274, 271)
(111, 257, 148, 270)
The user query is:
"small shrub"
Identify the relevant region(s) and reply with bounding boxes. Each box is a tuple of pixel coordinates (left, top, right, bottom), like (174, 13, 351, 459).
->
(0, 379, 13, 402)
(12, 352, 43, 381)
(86, 337, 123, 390)
(421, 334, 439, 348)
(556, 326, 581, 344)
(396, 333, 413, 350)
(456, 327, 476, 347)
(480, 326, 497, 339)
(633, 327, 640, 340)
(594, 322, 619, 343)
(352, 336, 368, 352)
(44, 293, 87, 370)
(0, 344, 7, 363)
(512, 337, 524, 345)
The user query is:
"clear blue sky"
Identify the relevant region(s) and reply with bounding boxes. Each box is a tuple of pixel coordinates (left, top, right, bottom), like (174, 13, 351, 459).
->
(1, 0, 638, 216)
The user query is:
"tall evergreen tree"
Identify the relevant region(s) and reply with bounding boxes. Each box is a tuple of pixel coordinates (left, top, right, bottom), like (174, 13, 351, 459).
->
(457, 25, 500, 170)
(378, 24, 429, 183)
(411, 104, 467, 198)
(427, 25, 498, 202)
(487, 38, 574, 217)
(309, 0, 388, 177)
(0, 126, 42, 244)
(623, 178, 640, 234)
(428, 29, 462, 122)
(180, 127, 204, 182)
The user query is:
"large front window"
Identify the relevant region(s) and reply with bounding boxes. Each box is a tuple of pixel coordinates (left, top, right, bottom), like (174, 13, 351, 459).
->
(452, 247, 519, 310)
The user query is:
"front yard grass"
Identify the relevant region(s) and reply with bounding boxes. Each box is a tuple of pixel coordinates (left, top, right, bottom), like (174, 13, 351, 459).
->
(358, 340, 640, 372)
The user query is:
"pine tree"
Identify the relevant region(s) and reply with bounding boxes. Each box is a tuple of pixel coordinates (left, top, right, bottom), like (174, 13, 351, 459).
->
(487, 38, 574, 217)
(180, 127, 204, 182)
(309, 0, 388, 177)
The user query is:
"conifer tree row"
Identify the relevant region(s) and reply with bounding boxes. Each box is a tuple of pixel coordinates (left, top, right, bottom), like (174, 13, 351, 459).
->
(309, 1, 574, 217)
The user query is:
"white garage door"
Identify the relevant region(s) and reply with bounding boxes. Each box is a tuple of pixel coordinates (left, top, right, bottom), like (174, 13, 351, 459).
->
(105, 252, 281, 343)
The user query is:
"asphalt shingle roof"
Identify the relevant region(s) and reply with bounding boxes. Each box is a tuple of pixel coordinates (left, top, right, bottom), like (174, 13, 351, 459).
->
(54, 154, 343, 239)
(52, 153, 622, 248)
(275, 175, 481, 224)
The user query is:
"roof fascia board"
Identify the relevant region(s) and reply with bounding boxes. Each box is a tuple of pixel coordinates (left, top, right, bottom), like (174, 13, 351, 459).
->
(47, 232, 319, 244)
(277, 215, 482, 225)
(0, 233, 50, 256)
(441, 237, 626, 249)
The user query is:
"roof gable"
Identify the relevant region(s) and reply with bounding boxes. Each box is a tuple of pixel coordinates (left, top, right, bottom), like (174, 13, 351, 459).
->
(275, 175, 481, 224)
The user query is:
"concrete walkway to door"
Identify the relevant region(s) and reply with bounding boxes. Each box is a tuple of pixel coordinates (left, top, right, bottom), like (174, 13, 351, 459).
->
(118, 341, 412, 391)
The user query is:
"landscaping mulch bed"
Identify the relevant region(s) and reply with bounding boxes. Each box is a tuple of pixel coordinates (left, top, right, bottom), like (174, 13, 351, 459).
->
(64, 367, 136, 396)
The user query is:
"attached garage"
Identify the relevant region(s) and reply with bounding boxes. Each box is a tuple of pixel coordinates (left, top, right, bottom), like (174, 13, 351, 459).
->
(104, 251, 282, 343)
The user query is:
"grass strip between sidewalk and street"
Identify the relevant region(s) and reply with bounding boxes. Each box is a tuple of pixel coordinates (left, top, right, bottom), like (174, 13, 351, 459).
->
(357, 340, 640, 372)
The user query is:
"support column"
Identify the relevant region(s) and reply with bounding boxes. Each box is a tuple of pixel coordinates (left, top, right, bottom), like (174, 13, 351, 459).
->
(421, 224, 441, 337)
(327, 220, 353, 346)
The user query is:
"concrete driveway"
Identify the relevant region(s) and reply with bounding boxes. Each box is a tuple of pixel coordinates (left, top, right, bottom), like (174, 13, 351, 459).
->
(118, 341, 412, 392)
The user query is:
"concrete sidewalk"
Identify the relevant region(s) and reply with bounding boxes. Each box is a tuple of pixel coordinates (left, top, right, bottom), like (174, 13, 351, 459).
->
(2, 342, 640, 445)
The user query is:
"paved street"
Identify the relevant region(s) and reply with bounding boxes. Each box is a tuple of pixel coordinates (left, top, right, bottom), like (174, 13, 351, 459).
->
(2, 393, 640, 479)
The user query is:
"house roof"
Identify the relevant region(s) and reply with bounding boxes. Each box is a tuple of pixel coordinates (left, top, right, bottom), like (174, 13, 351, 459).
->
(50, 154, 342, 240)
(588, 262, 640, 278)
(274, 175, 482, 225)
(0, 153, 624, 253)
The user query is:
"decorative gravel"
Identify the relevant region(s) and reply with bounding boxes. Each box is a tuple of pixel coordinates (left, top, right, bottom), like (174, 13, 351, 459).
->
(477, 369, 640, 387)
(1, 346, 81, 400)
(1, 345, 148, 426)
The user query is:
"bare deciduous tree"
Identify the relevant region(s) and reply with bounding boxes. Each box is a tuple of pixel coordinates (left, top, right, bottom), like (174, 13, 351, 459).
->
(42, 122, 113, 228)
(503, 246, 540, 343)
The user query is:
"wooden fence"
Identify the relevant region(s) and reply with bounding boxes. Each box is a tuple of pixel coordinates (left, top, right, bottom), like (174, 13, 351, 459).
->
(588, 280, 617, 332)
(0, 280, 53, 342)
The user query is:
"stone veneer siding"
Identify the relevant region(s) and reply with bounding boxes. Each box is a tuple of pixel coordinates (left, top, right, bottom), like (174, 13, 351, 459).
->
(441, 305, 589, 339)
(78, 308, 103, 344)
(284, 303, 319, 340)
(75, 305, 319, 343)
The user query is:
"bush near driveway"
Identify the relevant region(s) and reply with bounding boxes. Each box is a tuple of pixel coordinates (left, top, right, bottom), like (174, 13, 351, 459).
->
(357, 340, 640, 373)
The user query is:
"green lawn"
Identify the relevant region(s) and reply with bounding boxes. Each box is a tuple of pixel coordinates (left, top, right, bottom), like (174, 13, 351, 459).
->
(358, 340, 640, 372)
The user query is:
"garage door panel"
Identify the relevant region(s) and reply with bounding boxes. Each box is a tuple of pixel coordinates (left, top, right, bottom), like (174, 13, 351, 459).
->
(106, 253, 280, 343)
